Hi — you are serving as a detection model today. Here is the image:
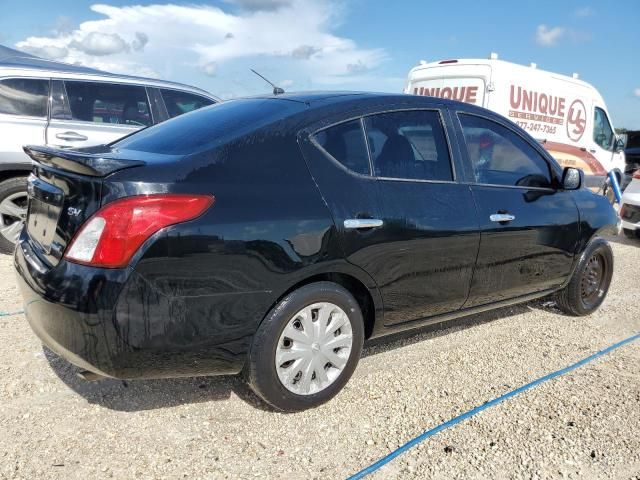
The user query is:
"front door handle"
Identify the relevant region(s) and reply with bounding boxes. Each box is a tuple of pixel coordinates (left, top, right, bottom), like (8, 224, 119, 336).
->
(55, 131, 88, 142)
(490, 213, 516, 223)
(344, 219, 384, 229)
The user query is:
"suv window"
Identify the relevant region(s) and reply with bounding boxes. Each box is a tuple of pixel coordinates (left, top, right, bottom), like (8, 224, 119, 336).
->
(313, 119, 371, 175)
(161, 89, 214, 118)
(458, 114, 552, 188)
(593, 107, 614, 151)
(364, 110, 452, 181)
(0, 78, 48, 117)
(59, 81, 152, 127)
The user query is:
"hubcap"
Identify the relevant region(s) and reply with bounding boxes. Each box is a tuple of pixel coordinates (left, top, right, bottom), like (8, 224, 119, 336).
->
(0, 192, 28, 245)
(580, 252, 606, 307)
(275, 302, 353, 396)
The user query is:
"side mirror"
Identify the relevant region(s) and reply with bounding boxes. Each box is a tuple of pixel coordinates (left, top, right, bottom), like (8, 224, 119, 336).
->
(562, 167, 583, 190)
(615, 137, 625, 152)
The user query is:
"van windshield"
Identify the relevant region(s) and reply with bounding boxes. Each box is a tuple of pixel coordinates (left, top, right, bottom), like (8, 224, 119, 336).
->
(113, 98, 305, 156)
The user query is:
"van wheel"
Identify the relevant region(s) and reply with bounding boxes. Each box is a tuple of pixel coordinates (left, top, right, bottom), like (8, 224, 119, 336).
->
(0, 177, 29, 255)
(556, 238, 613, 316)
(246, 282, 364, 411)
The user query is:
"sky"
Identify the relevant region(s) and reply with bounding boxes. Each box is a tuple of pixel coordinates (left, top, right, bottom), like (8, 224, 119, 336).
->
(1, 0, 639, 128)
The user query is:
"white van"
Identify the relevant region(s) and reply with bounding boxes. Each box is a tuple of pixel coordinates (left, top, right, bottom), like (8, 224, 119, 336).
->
(404, 54, 625, 194)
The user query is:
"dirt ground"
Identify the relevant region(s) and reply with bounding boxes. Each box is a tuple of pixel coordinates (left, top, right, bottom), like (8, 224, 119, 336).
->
(1, 235, 639, 479)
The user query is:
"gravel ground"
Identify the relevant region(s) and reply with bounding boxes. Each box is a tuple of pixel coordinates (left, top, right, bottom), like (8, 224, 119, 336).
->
(1, 235, 639, 480)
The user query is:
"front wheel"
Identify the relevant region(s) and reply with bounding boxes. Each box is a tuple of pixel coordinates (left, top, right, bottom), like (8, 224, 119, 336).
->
(0, 177, 29, 255)
(556, 238, 613, 316)
(246, 282, 364, 411)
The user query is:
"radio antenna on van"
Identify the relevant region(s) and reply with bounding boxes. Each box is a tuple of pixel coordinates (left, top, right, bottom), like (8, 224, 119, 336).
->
(250, 69, 285, 95)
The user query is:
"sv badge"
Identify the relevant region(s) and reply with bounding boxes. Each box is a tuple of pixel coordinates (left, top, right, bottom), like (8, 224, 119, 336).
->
(67, 207, 82, 217)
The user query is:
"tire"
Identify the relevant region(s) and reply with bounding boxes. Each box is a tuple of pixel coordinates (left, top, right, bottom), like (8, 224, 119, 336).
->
(556, 238, 614, 316)
(623, 228, 639, 239)
(246, 281, 364, 412)
(0, 176, 29, 255)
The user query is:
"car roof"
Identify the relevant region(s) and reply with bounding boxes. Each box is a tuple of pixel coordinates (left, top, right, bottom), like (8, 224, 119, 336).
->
(0, 44, 217, 99)
(254, 91, 483, 112)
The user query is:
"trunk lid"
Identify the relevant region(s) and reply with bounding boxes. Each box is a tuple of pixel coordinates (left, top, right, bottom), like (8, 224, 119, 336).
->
(22, 144, 145, 267)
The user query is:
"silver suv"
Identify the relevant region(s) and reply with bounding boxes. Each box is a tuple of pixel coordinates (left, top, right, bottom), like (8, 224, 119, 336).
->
(0, 46, 218, 253)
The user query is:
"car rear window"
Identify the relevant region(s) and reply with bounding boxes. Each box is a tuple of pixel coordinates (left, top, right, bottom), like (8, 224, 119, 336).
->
(113, 98, 304, 156)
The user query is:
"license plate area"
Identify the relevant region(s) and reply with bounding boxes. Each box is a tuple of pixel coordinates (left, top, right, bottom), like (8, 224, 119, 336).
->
(26, 175, 64, 253)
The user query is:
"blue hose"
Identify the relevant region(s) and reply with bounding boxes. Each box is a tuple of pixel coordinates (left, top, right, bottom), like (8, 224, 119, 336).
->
(608, 170, 623, 204)
(347, 332, 640, 479)
(0, 310, 23, 317)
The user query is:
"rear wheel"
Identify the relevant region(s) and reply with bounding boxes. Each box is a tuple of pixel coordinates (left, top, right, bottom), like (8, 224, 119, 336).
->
(556, 238, 613, 316)
(246, 282, 364, 411)
(0, 177, 29, 254)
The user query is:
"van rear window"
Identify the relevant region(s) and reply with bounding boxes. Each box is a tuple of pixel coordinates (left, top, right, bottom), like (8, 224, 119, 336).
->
(113, 98, 304, 156)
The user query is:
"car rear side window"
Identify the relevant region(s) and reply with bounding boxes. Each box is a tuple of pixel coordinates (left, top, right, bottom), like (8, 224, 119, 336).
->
(458, 113, 552, 188)
(161, 89, 214, 118)
(59, 81, 152, 127)
(0, 78, 48, 117)
(313, 120, 371, 175)
(364, 110, 453, 181)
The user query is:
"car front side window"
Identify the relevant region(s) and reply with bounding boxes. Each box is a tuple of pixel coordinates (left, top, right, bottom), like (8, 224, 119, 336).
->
(0, 78, 49, 117)
(593, 107, 614, 151)
(458, 113, 552, 189)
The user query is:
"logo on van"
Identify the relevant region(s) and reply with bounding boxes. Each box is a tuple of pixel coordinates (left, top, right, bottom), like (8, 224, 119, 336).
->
(566, 99, 587, 142)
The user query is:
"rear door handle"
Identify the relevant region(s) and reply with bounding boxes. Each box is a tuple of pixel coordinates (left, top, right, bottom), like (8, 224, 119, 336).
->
(344, 219, 384, 229)
(490, 213, 515, 223)
(55, 131, 88, 142)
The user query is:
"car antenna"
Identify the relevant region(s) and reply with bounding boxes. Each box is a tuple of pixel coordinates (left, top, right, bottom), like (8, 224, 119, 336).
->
(250, 69, 285, 95)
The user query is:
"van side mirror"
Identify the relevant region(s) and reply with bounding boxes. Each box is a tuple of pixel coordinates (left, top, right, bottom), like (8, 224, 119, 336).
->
(562, 167, 582, 190)
(615, 137, 625, 152)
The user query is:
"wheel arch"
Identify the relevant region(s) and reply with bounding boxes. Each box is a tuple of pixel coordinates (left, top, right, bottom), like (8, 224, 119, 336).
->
(0, 166, 31, 184)
(269, 265, 383, 339)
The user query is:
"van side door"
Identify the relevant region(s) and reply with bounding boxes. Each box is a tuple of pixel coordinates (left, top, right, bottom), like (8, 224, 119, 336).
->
(453, 110, 579, 306)
(46, 80, 152, 148)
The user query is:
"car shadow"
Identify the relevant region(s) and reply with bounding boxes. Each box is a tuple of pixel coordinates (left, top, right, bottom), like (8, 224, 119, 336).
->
(44, 299, 558, 413)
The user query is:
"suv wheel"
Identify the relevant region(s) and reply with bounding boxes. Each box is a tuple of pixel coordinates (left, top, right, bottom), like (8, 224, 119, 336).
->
(556, 238, 613, 316)
(0, 177, 29, 254)
(246, 282, 364, 411)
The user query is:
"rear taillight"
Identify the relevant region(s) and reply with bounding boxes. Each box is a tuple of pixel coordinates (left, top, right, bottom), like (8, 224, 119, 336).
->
(633, 171, 640, 180)
(65, 194, 214, 268)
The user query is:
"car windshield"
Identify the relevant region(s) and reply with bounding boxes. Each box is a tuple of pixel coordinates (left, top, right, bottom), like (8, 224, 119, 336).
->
(113, 98, 305, 156)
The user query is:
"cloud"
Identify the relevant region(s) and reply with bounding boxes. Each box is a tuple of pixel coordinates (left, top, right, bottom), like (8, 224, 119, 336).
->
(224, 0, 292, 11)
(201, 61, 218, 77)
(70, 31, 130, 56)
(21, 45, 69, 60)
(535, 25, 565, 46)
(14, 2, 386, 87)
(634, 88, 640, 98)
(574, 6, 595, 17)
(131, 32, 148, 52)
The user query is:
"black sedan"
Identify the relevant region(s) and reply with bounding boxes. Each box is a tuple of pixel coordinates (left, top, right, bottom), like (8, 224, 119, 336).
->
(15, 92, 618, 411)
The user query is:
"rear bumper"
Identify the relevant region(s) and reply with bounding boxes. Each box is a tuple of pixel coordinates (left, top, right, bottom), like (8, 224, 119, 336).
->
(15, 235, 258, 379)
